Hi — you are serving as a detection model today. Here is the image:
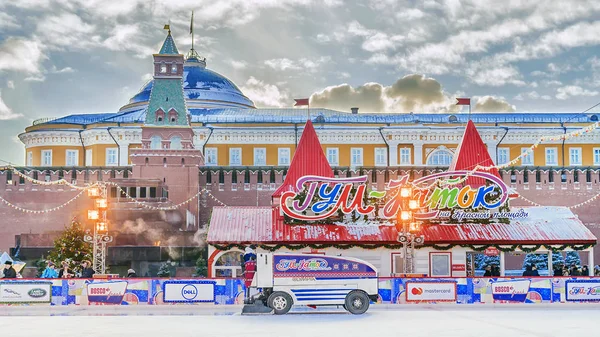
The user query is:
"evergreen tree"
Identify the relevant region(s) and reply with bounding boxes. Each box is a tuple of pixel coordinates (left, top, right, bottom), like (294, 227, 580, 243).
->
(552, 252, 565, 268)
(157, 262, 171, 277)
(522, 253, 548, 270)
(47, 219, 92, 266)
(565, 251, 581, 266)
(35, 255, 48, 277)
(195, 255, 208, 277)
(474, 254, 500, 269)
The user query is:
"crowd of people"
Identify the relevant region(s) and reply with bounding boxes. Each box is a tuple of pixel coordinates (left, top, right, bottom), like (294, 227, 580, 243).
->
(553, 264, 600, 276)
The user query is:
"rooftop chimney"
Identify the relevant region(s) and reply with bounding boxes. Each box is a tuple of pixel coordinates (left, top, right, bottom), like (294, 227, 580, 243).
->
(351, 107, 359, 114)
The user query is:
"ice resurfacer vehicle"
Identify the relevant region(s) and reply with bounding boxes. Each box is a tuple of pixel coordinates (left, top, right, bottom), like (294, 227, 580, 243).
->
(242, 253, 379, 315)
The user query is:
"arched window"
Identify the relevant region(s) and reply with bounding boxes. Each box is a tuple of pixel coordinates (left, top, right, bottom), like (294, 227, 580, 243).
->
(170, 136, 182, 150)
(171, 64, 177, 73)
(150, 136, 161, 149)
(214, 251, 243, 278)
(427, 149, 453, 166)
(160, 63, 166, 73)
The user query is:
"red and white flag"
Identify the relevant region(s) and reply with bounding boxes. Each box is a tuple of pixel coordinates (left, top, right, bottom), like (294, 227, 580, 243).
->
(294, 98, 309, 106)
(456, 98, 470, 105)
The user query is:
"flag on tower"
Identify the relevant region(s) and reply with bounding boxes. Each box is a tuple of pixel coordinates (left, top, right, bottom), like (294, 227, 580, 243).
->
(294, 98, 309, 106)
(456, 98, 470, 105)
(190, 11, 194, 34)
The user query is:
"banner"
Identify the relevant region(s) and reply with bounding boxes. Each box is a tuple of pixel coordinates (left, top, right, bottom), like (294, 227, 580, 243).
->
(405, 282, 457, 302)
(163, 280, 216, 303)
(273, 255, 377, 278)
(565, 280, 600, 302)
(491, 279, 530, 302)
(87, 281, 128, 304)
(0, 281, 52, 304)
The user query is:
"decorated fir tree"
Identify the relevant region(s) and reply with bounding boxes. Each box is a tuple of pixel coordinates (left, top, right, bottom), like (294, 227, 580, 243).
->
(47, 219, 92, 267)
(552, 252, 565, 267)
(522, 253, 548, 270)
(195, 255, 208, 277)
(157, 261, 172, 277)
(565, 251, 581, 266)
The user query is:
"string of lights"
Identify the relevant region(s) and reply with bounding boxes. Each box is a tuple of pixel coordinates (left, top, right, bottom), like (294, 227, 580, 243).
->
(0, 189, 86, 214)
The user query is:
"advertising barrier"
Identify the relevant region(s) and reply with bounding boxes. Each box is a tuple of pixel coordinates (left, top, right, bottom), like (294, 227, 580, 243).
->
(1, 277, 599, 306)
(163, 280, 216, 303)
(565, 280, 600, 302)
(0, 281, 52, 304)
(87, 281, 128, 305)
(405, 281, 457, 303)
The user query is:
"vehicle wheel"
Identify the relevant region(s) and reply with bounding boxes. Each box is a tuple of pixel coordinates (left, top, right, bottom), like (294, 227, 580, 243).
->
(344, 290, 370, 315)
(267, 291, 293, 315)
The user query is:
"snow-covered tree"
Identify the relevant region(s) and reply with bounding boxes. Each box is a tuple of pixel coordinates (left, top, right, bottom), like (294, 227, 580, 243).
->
(157, 262, 172, 277)
(552, 252, 565, 268)
(565, 251, 581, 266)
(522, 253, 548, 270)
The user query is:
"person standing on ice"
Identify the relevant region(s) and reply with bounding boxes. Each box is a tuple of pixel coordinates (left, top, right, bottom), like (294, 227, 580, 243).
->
(242, 247, 257, 299)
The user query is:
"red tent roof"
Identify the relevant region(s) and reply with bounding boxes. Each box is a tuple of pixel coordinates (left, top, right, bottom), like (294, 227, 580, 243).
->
(207, 206, 596, 246)
(272, 120, 333, 198)
(449, 120, 501, 187)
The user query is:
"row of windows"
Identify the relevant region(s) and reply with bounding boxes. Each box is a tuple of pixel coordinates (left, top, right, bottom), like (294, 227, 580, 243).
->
(205, 147, 415, 167)
(28, 149, 119, 167)
(497, 147, 600, 166)
(150, 136, 181, 150)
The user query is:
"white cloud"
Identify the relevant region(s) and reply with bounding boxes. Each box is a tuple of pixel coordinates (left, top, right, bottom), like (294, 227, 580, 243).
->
(264, 57, 330, 72)
(228, 60, 247, 70)
(102, 24, 154, 58)
(467, 65, 526, 87)
(473, 96, 516, 112)
(309, 74, 503, 113)
(240, 77, 289, 107)
(141, 73, 153, 82)
(0, 90, 23, 120)
(36, 12, 96, 50)
(51, 66, 75, 74)
(6, 81, 14, 89)
(0, 38, 46, 74)
(556, 85, 599, 100)
(0, 13, 19, 29)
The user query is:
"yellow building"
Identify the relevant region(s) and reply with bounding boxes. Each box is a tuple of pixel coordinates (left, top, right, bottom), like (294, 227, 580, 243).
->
(18, 51, 600, 169)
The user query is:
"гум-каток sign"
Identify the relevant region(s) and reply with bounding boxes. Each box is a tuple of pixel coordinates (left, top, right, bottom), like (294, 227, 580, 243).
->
(281, 172, 527, 222)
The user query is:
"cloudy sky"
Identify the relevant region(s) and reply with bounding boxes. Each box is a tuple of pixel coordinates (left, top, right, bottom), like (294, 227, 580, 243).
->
(2, 0, 600, 164)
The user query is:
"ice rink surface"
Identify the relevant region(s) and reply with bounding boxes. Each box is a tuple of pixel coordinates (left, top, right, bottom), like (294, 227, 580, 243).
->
(0, 305, 598, 337)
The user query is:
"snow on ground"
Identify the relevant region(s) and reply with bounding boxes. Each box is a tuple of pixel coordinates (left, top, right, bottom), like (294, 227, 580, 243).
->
(0, 305, 597, 337)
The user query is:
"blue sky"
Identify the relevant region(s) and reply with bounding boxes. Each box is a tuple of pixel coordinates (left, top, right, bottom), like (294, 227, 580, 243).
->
(1, 0, 600, 164)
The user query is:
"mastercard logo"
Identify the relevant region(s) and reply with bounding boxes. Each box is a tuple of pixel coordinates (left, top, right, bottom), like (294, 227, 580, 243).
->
(411, 287, 423, 295)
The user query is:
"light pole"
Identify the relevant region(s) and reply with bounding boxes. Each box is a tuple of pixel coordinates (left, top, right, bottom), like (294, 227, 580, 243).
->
(84, 184, 113, 274)
(396, 186, 424, 274)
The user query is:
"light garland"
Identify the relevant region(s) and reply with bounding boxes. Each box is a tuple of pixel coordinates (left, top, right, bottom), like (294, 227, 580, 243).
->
(518, 192, 600, 209)
(0, 189, 86, 214)
(8, 168, 92, 190)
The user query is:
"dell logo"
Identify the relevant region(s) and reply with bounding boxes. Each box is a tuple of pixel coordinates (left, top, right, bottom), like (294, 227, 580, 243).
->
(181, 284, 198, 300)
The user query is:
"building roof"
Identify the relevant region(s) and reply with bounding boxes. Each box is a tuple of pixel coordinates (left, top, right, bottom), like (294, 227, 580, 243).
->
(159, 31, 179, 55)
(125, 62, 255, 110)
(146, 78, 189, 126)
(449, 120, 501, 187)
(272, 120, 334, 197)
(35, 109, 600, 127)
(207, 206, 596, 246)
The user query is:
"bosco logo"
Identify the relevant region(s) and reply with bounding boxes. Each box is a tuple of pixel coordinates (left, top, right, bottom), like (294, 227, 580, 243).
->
(181, 284, 198, 300)
(411, 287, 423, 295)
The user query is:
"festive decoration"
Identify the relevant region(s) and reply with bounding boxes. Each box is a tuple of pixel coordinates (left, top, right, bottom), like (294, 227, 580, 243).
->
(0, 189, 87, 214)
(47, 219, 92, 268)
(212, 242, 593, 253)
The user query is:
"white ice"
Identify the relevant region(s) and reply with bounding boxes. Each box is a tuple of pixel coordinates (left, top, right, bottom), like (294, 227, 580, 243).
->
(0, 304, 597, 337)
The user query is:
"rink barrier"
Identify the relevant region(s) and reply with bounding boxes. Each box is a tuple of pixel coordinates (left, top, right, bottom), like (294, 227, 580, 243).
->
(0, 277, 599, 305)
